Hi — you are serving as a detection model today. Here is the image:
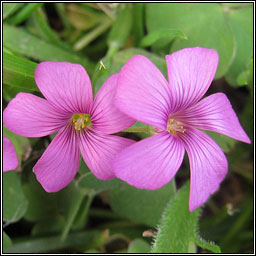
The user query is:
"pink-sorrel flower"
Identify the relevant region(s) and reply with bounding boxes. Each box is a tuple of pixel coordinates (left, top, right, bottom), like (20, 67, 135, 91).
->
(114, 47, 251, 211)
(3, 134, 18, 172)
(4, 62, 135, 192)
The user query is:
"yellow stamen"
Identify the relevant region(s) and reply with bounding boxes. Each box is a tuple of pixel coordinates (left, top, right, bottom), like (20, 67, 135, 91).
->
(71, 113, 91, 131)
(167, 118, 186, 136)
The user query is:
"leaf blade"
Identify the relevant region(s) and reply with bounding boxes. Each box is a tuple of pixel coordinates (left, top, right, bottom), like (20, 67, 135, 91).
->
(151, 183, 200, 253)
(194, 236, 221, 253)
(128, 238, 151, 253)
(3, 3, 25, 19)
(3, 52, 38, 91)
(3, 172, 28, 224)
(140, 28, 187, 48)
(3, 232, 13, 252)
(3, 25, 93, 74)
(146, 3, 235, 78)
(110, 180, 176, 227)
(225, 6, 253, 86)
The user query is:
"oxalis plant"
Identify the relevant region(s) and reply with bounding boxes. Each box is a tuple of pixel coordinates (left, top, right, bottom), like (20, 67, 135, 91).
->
(2, 2, 253, 254)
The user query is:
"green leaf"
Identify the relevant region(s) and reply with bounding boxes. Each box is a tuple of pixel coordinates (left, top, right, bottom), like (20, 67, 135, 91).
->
(151, 182, 220, 253)
(94, 48, 166, 94)
(246, 57, 253, 90)
(3, 52, 38, 91)
(3, 84, 32, 101)
(194, 236, 221, 253)
(3, 46, 14, 55)
(61, 187, 86, 241)
(84, 249, 100, 253)
(106, 3, 133, 58)
(54, 3, 73, 30)
(110, 180, 176, 227)
(3, 172, 28, 223)
(3, 232, 13, 252)
(3, 3, 25, 19)
(225, 5, 253, 86)
(205, 130, 236, 153)
(7, 3, 44, 25)
(146, 3, 235, 78)
(3, 25, 93, 74)
(237, 57, 253, 88)
(78, 158, 90, 175)
(151, 182, 200, 253)
(5, 231, 100, 253)
(66, 3, 106, 31)
(28, 7, 70, 50)
(3, 126, 31, 165)
(24, 174, 90, 239)
(31, 216, 66, 236)
(22, 175, 81, 222)
(77, 172, 120, 194)
(236, 71, 248, 86)
(111, 48, 166, 77)
(92, 57, 112, 94)
(128, 238, 151, 253)
(132, 3, 145, 46)
(140, 28, 187, 48)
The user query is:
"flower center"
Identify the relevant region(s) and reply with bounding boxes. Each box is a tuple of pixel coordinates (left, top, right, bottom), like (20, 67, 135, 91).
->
(166, 118, 186, 135)
(72, 113, 91, 131)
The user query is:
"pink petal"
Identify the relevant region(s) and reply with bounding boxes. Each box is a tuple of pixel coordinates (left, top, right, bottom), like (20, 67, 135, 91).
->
(179, 128, 228, 211)
(166, 47, 219, 113)
(33, 126, 80, 192)
(115, 55, 172, 130)
(175, 93, 251, 144)
(91, 74, 135, 134)
(113, 132, 185, 189)
(35, 62, 93, 113)
(3, 134, 18, 172)
(3, 93, 68, 137)
(79, 130, 135, 180)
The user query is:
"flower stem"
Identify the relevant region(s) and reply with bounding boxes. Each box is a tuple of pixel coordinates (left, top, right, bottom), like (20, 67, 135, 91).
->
(61, 191, 85, 241)
(72, 193, 94, 230)
(122, 126, 154, 133)
(188, 239, 197, 253)
(73, 18, 112, 51)
(7, 3, 44, 25)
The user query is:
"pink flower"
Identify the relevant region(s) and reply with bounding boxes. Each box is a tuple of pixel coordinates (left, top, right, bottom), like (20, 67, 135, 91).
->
(4, 62, 135, 192)
(114, 47, 251, 211)
(3, 134, 18, 172)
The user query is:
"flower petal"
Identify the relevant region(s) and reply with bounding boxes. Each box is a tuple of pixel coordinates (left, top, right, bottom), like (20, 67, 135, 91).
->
(91, 74, 135, 134)
(179, 128, 228, 211)
(35, 62, 93, 113)
(115, 55, 172, 130)
(79, 130, 135, 180)
(113, 132, 185, 189)
(3, 134, 18, 172)
(175, 93, 251, 144)
(3, 93, 68, 137)
(166, 47, 219, 113)
(33, 126, 80, 192)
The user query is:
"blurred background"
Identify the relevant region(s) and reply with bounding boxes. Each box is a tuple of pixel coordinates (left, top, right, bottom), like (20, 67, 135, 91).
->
(3, 3, 253, 253)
